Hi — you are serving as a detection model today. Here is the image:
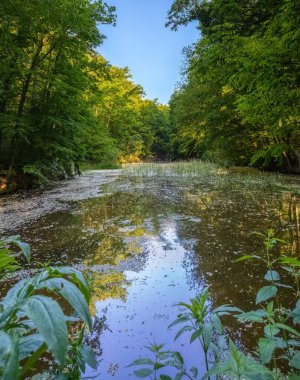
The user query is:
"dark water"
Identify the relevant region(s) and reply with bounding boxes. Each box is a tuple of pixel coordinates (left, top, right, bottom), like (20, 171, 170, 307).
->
(1, 170, 300, 379)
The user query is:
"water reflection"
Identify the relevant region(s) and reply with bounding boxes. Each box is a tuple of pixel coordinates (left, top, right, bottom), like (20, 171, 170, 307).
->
(2, 173, 300, 378)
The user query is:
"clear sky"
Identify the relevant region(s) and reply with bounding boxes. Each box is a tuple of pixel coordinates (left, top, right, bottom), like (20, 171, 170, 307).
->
(98, 0, 198, 104)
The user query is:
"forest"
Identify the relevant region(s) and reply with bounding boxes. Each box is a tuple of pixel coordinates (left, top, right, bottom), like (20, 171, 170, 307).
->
(0, 0, 299, 193)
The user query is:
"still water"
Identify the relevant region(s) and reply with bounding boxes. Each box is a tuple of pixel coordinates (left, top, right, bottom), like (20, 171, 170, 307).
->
(1, 167, 299, 378)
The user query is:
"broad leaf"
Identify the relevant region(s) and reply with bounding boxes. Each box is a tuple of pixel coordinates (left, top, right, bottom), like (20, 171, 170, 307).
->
(7, 236, 31, 261)
(38, 277, 92, 330)
(23, 295, 68, 366)
(256, 286, 277, 304)
(258, 338, 276, 364)
(190, 328, 202, 343)
(0, 331, 19, 380)
(53, 267, 91, 301)
(264, 270, 280, 282)
(291, 300, 300, 325)
(172, 351, 184, 367)
(264, 324, 280, 337)
(290, 352, 300, 370)
(19, 333, 44, 361)
(174, 373, 184, 380)
(237, 309, 266, 322)
(81, 345, 97, 370)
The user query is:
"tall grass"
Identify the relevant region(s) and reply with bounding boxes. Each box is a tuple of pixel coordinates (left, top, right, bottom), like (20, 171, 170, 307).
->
(122, 160, 300, 193)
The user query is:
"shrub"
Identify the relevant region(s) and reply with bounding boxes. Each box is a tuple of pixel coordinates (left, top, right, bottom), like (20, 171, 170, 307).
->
(0, 236, 96, 379)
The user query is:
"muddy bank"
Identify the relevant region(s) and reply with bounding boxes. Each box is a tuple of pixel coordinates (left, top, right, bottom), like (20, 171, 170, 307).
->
(0, 170, 120, 233)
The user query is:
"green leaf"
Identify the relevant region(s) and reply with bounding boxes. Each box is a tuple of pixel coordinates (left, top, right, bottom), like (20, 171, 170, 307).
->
(237, 309, 266, 322)
(81, 345, 97, 370)
(190, 328, 203, 343)
(154, 362, 166, 370)
(288, 374, 300, 380)
(291, 300, 300, 325)
(202, 323, 212, 347)
(172, 351, 184, 367)
(127, 358, 154, 367)
(54, 267, 91, 301)
(0, 331, 19, 380)
(211, 313, 223, 333)
(213, 305, 242, 316)
(174, 325, 193, 341)
(275, 323, 300, 338)
(168, 316, 189, 329)
(174, 373, 184, 380)
(256, 286, 277, 304)
(235, 255, 254, 262)
(264, 324, 280, 337)
(7, 236, 31, 261)
(133, 368, 153, 377)
(258, 338, 276, 364)
(23, 295, 68, 366)
(160, 375, 172, 380)
(279, 257, 300, 267)
(19, 333, 44, 361)
(290, 352, 300, 370)
(190, 366, 198, 379)
(264, 270, 280, 282)
(288, 339, 300, 347)
(38, 277, 92, 330)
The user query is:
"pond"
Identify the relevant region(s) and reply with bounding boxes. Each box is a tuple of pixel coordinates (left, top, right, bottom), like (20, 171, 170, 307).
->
(1, 163, 300, 379)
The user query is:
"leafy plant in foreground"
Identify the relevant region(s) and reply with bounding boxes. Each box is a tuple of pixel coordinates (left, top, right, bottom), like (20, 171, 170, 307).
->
(130, 229, 300, 379)
(0, 236, 96, 379)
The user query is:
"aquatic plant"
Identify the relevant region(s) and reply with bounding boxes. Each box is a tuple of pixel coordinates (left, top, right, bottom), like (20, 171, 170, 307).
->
(122, 161, 300, 194)
(130, 230, 300, 379)
(0, 236, 96, 379)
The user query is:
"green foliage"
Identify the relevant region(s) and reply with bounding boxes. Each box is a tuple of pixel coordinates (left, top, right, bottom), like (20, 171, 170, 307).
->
(130, 229, 300, 379)
(0, 237, 96, 379)
(0, 1, 169, 190)
(167, 0, 300, 172)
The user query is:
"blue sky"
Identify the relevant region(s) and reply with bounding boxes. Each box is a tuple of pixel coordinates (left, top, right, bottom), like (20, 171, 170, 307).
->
(98, 0, 198, 104)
